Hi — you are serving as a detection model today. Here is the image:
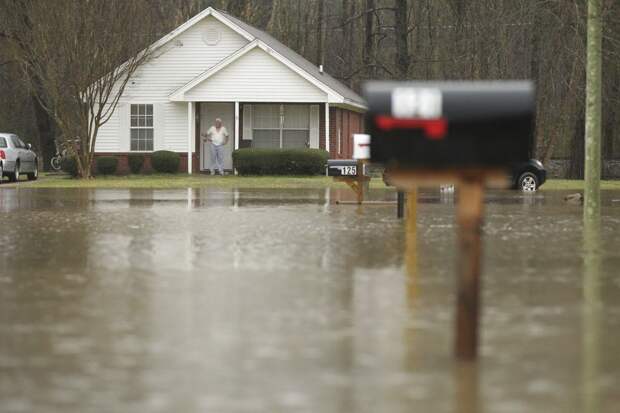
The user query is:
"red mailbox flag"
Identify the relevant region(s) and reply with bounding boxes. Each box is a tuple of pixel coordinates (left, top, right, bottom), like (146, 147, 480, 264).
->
(374, 116, 448, 140)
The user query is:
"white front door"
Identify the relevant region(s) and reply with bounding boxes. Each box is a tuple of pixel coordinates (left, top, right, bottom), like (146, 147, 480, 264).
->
(200, 102, 234, 171)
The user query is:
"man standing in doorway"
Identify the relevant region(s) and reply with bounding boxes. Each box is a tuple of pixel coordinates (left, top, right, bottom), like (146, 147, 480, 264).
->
(202, 118, 229, 175)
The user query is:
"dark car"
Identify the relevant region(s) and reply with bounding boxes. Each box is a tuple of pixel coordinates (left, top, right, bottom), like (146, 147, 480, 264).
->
(512, 159, 546, 191)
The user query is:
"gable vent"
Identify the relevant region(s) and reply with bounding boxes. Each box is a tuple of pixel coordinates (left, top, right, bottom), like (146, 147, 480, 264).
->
(203, 28, 221, 46)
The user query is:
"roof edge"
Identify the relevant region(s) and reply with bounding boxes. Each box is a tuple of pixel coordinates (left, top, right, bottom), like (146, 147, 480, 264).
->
(170, 39, 345, 102)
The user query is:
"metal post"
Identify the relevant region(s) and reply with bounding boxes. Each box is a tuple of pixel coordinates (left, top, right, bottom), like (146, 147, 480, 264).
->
(356, 159, 365, 204)
(397, 191, 405, 218)
(455, 176, 485, 360)
(584, 0, 602, 221)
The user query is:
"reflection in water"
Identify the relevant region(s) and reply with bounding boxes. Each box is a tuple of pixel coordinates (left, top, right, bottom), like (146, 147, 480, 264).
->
(1, 188, 619, 412)
(405, 189, 418, 286)
(455, 362, 480, 413)
(582, 215, 602, 413)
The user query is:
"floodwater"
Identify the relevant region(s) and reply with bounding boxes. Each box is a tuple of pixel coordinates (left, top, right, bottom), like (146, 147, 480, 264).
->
(0, 187, 619, 413)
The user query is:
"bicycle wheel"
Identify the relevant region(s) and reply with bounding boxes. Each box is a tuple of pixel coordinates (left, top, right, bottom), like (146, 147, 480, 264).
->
(50, 156, 62, 171)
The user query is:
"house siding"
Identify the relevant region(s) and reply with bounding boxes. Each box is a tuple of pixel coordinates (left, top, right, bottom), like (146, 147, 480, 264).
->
(183, 48, 327, 102)
(123, 16, 249, 102)
(97, 16, 249, 153)
(94, 11, 365, 165)
(94, 104, 120, 152)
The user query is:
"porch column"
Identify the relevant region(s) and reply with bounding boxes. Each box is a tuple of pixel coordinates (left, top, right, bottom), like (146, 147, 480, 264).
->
(187, 101, 194, 174)
(234, 101, 240, 150)
(325, 102, 330, 155)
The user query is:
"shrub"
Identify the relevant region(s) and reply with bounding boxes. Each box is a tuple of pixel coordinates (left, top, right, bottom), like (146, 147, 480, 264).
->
(60, 156, 79, 177)
(233, 148, 329, 176)
(128, 154, 144, 174)
(151, 150, 180, 173)
(96, 156, 118, 176)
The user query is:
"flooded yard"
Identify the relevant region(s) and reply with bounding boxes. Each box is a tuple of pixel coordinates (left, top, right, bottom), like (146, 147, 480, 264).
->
(1, 187, 619, 412)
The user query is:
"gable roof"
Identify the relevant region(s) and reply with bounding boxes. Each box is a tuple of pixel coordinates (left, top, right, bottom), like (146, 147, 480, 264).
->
(156, 7, 366, 109)
(170, 39, 339, 102)
(218, 10, 365, 108)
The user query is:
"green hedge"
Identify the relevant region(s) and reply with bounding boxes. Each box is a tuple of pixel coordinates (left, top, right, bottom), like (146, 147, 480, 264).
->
(233, 148, 329, 175)
(96, 156, 118, 176)
(61, 156, 79, 177)
(128, 154, 144, 174)
(151, 150, 180, 173)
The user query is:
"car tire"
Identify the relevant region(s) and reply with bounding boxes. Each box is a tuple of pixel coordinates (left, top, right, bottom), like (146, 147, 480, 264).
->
(0, 163, 3, 184)
(27, 160, 38, 181)
(518, 172, 538, 192)
(9, 161, 20, 183)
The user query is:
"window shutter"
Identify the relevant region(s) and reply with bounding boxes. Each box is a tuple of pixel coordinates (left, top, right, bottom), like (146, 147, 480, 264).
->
(118, 103, 130, 152)
(309, 105, 319, 149)
(242, 104, 253, 140)
(154, 103, 165, 151)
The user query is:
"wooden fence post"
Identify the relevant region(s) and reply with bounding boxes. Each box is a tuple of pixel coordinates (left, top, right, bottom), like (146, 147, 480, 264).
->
(455, 176, 485, 360)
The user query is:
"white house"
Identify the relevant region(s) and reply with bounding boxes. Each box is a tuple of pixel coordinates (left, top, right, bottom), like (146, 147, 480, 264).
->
(96, 7, 366, 173)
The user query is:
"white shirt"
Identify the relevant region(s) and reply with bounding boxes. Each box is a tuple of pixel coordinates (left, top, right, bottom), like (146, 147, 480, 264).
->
(207, 126, 229, 146)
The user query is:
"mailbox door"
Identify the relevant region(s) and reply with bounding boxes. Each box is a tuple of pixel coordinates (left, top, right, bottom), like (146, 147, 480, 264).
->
(365, 82, 535, 168)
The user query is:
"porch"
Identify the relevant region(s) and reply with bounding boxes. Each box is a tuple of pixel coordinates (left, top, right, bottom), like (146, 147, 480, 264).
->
(186, 101, 333, 174)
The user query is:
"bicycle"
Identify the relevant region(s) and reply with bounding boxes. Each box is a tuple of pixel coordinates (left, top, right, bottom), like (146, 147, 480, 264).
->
(50, 138, 80, 171)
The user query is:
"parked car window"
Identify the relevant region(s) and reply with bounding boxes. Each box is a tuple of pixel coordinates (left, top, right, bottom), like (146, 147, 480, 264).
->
(0, 137, 7, 148)
(10, 136, 24, 148)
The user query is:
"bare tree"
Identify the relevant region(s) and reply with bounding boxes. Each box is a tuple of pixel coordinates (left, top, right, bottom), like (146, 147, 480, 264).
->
(0, 1, 56, 169)
(316, 0, 326, 66)
(2, 0, 620, 178)
(363, 0, 376, 79)
(1, 0, 159, 178)
(393, 0, 410, 79)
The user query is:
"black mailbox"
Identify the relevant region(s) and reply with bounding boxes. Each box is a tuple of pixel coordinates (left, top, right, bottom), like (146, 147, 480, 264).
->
(364, 81, 535, 168)
(327, 159, 361, 177)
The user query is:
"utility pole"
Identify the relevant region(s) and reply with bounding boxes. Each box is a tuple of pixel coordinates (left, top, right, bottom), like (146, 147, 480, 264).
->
(584, 0, 602, 220)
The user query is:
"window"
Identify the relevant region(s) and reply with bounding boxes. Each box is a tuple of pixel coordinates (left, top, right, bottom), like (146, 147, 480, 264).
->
(282, 105, 309, 149)
(202, 28, 221, 46)
(252, 104, 281, 149)
(0, 137, 7, 148)
(252, 104, 310, 149)
(10, 136, 24, 148)
(130, 104, 153, 151)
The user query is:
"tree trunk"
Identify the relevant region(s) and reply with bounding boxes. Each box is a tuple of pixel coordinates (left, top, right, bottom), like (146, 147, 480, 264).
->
(363, 0, 375, 79)
(316, 0, 325, 66)
(394, 0, 409, 79)
(30, 92, 55, 171)
(341, 0, 351, 80)
(226, 0, 246, 17)
(267, 0, 280, 33)
(584, 0, 602, 218)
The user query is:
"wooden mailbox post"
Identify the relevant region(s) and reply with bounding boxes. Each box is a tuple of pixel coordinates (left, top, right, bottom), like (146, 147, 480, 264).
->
(364, 81, 535, 359)
(326, 159, 370, 204)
